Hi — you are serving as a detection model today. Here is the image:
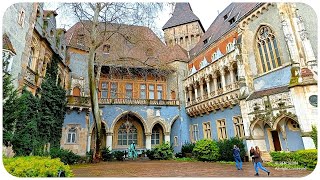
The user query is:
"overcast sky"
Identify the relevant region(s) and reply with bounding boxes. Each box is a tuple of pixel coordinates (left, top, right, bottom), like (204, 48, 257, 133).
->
(42, 1, 231, 39)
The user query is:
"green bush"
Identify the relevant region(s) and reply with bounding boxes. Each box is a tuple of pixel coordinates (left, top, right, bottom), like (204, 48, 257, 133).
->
(50, 148, 81, 165)
(269, 151, 295, 162)
(112, 151, 125, 161)
(270, 149, 317, 170)
(192, 139, 220, 161)
(101, 148, 113, 161)
(3, 156, 73, 177)
(146, 142, 174, 160)
(217, 137, 245, 161)
(294, 149, 317, 170)
(181, 142, 195, 157)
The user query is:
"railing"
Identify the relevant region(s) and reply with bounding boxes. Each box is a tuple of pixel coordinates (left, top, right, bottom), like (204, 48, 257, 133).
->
(67, 96, 179, 107)
(225, 84, 233, 92)
(217, 88, 223, 95)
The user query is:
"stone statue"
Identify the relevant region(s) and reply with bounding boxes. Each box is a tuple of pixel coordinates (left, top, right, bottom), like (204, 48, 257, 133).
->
(128, 141, 138, 159)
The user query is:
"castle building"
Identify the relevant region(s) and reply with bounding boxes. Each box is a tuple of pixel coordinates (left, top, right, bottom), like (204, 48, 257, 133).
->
(2, 2, 317, 159)
(2, 3, 70, 94)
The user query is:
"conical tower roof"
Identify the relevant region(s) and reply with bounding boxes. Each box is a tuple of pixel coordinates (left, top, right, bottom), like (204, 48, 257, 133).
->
(162, 3, 204, 31)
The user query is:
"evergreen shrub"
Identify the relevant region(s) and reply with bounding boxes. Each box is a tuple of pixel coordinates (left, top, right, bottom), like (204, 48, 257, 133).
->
(101, 148, 113, 161)
(50, 148, 81, 165)
(112, 151, 125, 161)
(192, 139, 220, 161)
(217, 137, 245, 161)
(146, 142, 174, 160)
(3, 156, 73, 177)
(181, 142, 195, 157)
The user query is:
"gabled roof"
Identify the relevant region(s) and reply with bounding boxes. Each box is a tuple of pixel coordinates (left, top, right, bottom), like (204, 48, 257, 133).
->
(247, 86, 289, 101)
(2, 33, 16, 54)
(190, 3, 261, 57)
(65, 21, 188, 68)
(162, 3, 204, 32)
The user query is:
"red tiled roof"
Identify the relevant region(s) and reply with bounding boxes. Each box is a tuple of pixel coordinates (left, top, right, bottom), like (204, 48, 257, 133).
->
(247, 86, 289, 100)
(162, 3, 204, 32)
(2, 33, 16, 54)
(189, 3, 260, 57)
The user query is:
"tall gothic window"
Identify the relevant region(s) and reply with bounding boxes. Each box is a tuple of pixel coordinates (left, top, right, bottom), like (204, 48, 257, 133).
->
(118, 121, 137, 145)
(256, 26, 282, 73)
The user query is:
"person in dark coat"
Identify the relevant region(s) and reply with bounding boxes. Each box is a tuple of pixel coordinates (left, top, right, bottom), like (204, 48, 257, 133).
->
(250, 147, 255, 164)
(253, 146, 270, 176)
(233, 145, 242, 170)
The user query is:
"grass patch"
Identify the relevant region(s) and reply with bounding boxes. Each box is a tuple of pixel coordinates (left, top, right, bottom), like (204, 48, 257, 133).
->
(174, 157, 197, 162)
(217, 161, 236, 165)
(265, 162, 308, 170)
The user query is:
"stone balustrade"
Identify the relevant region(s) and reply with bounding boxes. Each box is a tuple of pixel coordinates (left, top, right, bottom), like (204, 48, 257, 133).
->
(186, 88, 240, 117)
(67, 96, 180, 107)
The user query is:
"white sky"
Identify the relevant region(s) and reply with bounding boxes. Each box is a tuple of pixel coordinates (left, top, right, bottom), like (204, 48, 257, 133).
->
(41, 1, 231, 39)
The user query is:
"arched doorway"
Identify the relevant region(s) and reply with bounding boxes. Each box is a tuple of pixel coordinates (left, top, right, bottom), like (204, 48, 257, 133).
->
(151, 123, 164, 147)
(90, 122, 107, 150)
(113, 113, 145, 149)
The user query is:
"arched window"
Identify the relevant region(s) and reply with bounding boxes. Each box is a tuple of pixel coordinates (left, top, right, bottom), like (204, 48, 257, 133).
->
(256, 25, 282, 73)
(118, 122, 137, 145)
(212, 52, 218, 61)
(67, 127, 77, 143)
(73, 87, 81, 96)
(151, 128, 160, 145)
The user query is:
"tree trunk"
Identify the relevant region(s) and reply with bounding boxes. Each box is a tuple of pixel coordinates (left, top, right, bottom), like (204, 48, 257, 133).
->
(88, 3, 103, 161)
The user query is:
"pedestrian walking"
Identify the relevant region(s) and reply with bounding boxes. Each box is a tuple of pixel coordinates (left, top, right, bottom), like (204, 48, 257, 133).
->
(250, 146, 255, 165)
(233, 145, 242, 170)
(253, 146, 270, 176)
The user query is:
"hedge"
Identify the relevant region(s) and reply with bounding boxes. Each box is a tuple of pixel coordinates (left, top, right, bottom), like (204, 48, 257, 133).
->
(146, 142, 174, 160)
(270, 149, 317, 170)
(3, 156, 73, 177)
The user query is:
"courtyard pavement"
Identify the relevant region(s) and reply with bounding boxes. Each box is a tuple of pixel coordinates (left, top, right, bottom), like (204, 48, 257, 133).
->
(70, 160, 314, 177)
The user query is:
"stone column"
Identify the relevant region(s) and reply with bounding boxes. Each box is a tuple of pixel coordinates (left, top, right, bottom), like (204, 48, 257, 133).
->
(193, 84, 198, 100)
(188, 85, 193, 101)
(106, 132, 113, 151)
(87, 133, 91, 152)
(145, 133, 152, 150)
(221, 70, 226, 92)
(164, 132, 170, 144)
(205, 77, 211, 97)
(199, 81, 204, 99)
(229, 66, 235, 89)
(213, 74, 218, 96)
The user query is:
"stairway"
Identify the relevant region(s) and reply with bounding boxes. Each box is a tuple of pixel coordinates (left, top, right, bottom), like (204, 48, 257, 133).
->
(261, 151, 272, 162)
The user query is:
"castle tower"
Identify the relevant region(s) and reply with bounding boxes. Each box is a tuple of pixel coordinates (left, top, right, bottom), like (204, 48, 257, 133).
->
(162, 3, 205, 52)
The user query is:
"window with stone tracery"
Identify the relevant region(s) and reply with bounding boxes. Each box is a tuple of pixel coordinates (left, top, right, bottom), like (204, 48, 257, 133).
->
(67, 127, 77, 143)
(118, 122, 137, 145)
(217, 119, 227, 140)
(233, 116, 244, 138)
(256, 25, 282, 73)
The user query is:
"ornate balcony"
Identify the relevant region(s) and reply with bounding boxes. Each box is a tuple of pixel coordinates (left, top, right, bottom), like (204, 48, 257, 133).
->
(24, 67, 36, 86)
(186, 82, 240, 117)
(66, 96, 179, 108)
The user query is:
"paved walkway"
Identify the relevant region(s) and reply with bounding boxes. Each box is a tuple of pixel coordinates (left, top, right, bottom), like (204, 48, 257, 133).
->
(71, 160, 314, 177)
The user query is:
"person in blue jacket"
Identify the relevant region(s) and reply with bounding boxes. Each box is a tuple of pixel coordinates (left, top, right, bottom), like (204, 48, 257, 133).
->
(233, 145, 242, 170)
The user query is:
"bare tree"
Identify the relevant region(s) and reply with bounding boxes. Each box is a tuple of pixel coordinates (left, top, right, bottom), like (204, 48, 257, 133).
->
(65, 2, 174, 161)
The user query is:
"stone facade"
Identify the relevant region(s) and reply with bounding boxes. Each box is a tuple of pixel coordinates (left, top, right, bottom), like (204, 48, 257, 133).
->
(3, 2, 317, 157)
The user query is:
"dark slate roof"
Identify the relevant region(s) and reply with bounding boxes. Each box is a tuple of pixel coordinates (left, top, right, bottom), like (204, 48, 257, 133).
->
(2, 33, 16, 54)
(189, 3, 261, 57)
(162, 3, 204, 32)
(247, 86, 290, 101)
